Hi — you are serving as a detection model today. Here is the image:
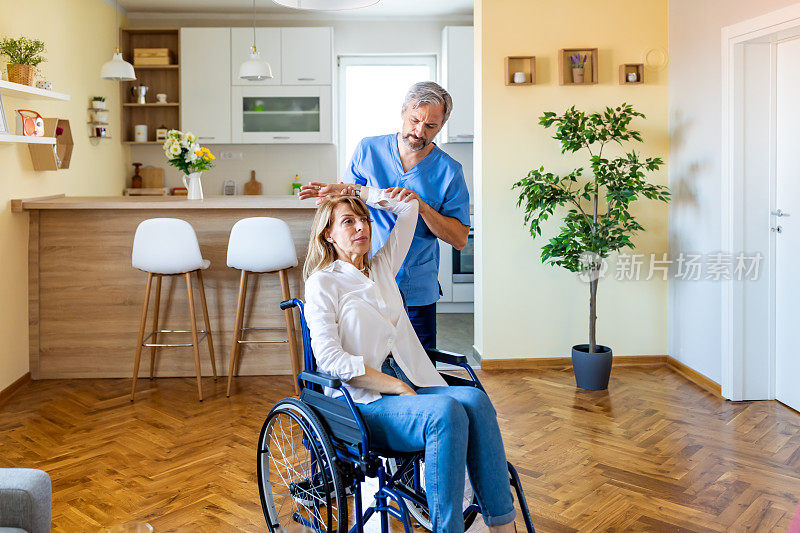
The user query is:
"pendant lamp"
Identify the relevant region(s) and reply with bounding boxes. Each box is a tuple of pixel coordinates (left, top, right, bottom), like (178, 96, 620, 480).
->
(272, 0, 379, 9)
(101, 0, 136, 81)
(239, 0, 274, 81)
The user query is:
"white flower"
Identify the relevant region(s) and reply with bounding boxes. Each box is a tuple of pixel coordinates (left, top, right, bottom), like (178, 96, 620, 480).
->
(186, 132, 197, 144)
(186, 150, 199, 163)
(168, 143, 181, 156)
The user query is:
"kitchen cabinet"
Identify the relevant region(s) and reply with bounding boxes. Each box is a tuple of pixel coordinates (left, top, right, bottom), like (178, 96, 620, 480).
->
(232, 85, 332, 144)
(441, 26, 474, 143)
(181, 28, 232, 144)
(231, 28, 282, 86)
(281, 27, 333, 85)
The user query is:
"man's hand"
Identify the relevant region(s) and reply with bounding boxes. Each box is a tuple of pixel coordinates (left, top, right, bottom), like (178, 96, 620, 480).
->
(386, 187, 429, 214)
(299, 182, 355, 205)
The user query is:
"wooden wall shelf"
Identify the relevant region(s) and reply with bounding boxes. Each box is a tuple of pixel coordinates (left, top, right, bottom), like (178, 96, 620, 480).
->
(29, 118, 72, 171)
(619, 63, 644, 84)
(120, 28, 181, 143)
(504, 56, 536, 85)
(0, 79, 70, 101)
(559, 48, 599, 85)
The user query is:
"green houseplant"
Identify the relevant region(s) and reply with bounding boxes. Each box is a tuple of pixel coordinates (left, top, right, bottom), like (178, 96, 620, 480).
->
(0, 36, 46, 86)
(512, 103, 670, 390)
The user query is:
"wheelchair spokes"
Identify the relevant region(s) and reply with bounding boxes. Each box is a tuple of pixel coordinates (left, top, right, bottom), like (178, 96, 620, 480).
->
(259, 399, 348, 533)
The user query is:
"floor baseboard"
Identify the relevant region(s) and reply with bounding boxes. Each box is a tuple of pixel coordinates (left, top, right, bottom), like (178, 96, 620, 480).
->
(0, 372, 31, 407)
(480, 355, 721, 397)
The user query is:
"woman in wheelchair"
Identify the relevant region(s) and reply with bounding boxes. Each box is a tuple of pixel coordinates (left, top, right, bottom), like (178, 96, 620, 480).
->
(301, 184, 517, 533)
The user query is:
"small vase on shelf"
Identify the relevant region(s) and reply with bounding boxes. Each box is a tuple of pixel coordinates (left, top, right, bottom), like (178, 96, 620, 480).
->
(182, 172, 204, 200)
(572, 67, 585, 84)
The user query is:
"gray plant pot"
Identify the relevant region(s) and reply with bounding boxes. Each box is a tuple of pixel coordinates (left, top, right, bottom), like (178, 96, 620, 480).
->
(571, 344, 613, 390)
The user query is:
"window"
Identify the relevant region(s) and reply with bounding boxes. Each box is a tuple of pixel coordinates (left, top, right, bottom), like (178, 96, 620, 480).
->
(337, 55, 437, 177)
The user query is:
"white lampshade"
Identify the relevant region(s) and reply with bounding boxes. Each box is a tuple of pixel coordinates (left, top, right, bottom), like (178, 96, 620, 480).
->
(101, 52, 136, 81)
(239, 50, 273, 81)
(272, 0, 379, 9)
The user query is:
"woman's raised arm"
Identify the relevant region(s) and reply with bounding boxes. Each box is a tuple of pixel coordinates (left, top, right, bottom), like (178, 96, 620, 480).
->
(359, 186, 419, 276)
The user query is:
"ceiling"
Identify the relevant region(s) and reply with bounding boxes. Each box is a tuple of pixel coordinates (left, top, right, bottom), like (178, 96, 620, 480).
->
(118, 0, 473, 18)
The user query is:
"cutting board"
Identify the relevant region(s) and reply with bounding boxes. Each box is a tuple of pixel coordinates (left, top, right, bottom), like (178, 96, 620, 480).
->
(140, 167, 164, 188)
(244, 170, 262, 195)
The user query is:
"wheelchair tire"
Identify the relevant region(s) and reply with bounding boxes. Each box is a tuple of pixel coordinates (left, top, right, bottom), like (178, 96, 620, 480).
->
(386, 457, 478, 531)
(258, 398, 348, 533)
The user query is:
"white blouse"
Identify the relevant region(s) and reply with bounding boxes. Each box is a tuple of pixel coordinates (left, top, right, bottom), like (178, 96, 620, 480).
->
(304, 187, 447, 404)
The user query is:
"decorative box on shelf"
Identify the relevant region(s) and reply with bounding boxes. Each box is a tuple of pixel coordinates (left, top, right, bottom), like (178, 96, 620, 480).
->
(559, 48, 599, 85)
(123, 187, 169, 196)
(504, 56, 536, 86)
(29, 118, 73, 170)
(133, 48, 173, 66)
(619, 63, 644, 84)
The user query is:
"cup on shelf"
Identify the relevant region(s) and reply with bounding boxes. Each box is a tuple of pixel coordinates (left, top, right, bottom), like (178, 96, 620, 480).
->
(627, 72, 638, 83)
(513, 71, 527, 84)
(156, 93, 167, 104)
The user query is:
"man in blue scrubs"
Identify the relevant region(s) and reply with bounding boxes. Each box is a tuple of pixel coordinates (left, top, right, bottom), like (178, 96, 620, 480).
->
(299, 81, 471, 350)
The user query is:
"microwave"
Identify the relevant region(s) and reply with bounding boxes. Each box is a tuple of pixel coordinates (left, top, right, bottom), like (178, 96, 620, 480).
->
(231, 85, 332, 144)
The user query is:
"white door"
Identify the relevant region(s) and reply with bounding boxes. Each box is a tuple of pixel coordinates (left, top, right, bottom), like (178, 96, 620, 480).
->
(281, 28, 332, 85)
(774, 37, 800, 412)
(180, 28, 231, 144)
(231, 28, 281, 86)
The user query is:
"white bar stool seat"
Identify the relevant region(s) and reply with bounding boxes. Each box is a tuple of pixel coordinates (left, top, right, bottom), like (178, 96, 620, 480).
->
(226, 217, 301, 396)
(130, 218, 217, 401)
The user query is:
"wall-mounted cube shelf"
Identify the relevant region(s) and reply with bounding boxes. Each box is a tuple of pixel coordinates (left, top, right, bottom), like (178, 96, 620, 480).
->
(559, 48, 599, 85)
(504, 56, 536, 85)
(29, 118, 72, 171)
(619, 63, 644, 84)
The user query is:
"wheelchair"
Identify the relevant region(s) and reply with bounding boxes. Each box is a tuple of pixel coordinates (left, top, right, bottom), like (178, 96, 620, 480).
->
(257, 299, 536, 533)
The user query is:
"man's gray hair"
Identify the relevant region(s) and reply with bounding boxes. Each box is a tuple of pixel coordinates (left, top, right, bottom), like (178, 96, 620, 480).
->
(402, 81, 453, 125)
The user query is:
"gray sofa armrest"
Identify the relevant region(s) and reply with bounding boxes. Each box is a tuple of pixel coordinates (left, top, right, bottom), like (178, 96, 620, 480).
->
(0, 469, 51, 533)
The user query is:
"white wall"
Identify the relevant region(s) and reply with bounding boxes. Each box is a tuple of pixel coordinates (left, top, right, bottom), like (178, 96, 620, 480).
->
(127, 16, 473, 197)
(668, 0, 799, 384)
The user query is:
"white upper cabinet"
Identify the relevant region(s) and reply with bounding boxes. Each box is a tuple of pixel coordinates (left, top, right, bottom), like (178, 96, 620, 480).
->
(181, 28, 232, 144)
(441, 26, 474, 143)
(231, 28, 282, 86)
(280, 27, 333, 85)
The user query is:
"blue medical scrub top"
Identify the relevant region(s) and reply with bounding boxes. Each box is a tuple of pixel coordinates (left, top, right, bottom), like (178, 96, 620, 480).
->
(344, 134, 471, 307)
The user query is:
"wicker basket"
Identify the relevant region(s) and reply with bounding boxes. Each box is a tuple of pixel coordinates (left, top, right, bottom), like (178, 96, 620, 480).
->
(7, 64, 35, 86)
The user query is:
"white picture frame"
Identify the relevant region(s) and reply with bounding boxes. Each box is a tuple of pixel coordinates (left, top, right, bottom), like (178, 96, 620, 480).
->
(0, 95, 8, 135)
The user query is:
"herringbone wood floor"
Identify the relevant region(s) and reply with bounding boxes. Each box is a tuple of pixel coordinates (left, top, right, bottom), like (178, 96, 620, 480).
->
(1, 366, 799, 532)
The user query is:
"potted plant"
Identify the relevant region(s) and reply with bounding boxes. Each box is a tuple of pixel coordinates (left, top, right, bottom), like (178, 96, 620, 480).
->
(0, 36, 46, 86)
(91, 96, 106, 110)
(570, 53, 587, 83)
(512, 104, 670, 390)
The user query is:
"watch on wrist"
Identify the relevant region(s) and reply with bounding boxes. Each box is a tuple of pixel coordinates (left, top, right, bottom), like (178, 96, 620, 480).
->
(352, 184, 363, 197)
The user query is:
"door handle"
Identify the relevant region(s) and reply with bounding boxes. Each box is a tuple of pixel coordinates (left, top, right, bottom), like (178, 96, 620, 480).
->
(273, 136, 290, 139)
(297, 77, 316, 81)
(771, 209, 790, 217)
(771, 225, 783, 233)
(198, 136, 215, 140)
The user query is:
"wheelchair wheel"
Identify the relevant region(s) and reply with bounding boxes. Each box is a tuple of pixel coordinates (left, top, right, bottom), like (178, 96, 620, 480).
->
(258, 398, 348, 533)
(386, 457, 478, 531)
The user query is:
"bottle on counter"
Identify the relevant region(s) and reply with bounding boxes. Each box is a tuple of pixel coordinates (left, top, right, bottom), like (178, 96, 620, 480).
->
(131, 162, 143, 188)
(292, 174, 302, 196)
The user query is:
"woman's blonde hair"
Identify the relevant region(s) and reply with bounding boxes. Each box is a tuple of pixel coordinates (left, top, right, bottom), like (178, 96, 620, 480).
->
(303, 195, 372, 280)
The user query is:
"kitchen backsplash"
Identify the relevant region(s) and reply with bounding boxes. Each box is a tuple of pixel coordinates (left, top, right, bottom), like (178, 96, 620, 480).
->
(127, 142, 474, 199)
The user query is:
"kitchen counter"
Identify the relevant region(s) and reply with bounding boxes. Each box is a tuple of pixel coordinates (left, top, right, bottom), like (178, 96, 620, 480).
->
(13, 194, 317, 382)
(12, 194, 317, 211)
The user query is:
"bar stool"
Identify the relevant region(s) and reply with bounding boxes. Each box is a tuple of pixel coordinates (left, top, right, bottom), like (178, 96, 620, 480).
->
(130, 218, 217, 402)
(226, 217, 301, 396)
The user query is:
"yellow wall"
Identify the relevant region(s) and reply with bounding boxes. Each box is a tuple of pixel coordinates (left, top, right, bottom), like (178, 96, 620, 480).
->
(0, 0, 128, 390)
(475, 0, 669, 359)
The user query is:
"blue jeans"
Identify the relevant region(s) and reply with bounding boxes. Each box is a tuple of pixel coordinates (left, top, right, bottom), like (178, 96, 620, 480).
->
(356, 386, 516, 533)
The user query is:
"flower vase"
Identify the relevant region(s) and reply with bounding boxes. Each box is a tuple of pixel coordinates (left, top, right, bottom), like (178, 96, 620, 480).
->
(572, 67, 585, 84)
(182, 172, 204, 200)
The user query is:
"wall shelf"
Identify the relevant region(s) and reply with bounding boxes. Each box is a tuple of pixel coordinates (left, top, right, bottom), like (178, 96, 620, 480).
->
(123, 103, 179, 107)
(619, 63, 644, 84)
(559, 48, 599, 85)
(504, 56, 536, 86)
(0, 80, 70, 101)
(134, 65, 179, 70)
(0, 134, 56, 145)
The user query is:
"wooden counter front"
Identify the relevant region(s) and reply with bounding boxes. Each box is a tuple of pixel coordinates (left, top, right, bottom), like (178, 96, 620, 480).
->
(19, 196, 318, 379)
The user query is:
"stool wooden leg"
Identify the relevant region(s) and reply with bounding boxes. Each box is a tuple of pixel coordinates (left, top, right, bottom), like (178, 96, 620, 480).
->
(186, 272, 203, 402)
(279, 268, 301, 395)
(149, 275, 162, 380)
(196, 270, 217, 382)
(227, 270, 248, 397)
(131, 273, 153, 402)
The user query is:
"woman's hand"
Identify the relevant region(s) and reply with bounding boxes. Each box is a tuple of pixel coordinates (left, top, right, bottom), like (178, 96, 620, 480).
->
(397, 382, 417, 396)
(347, 366, 417, 395)
(299, 182, 356, 204)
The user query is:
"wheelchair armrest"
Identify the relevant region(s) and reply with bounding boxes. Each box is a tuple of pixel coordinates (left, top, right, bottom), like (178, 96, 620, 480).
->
(300, 370, 342, 389)
(426, 348, 468, 365)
